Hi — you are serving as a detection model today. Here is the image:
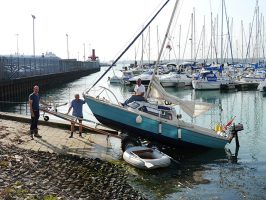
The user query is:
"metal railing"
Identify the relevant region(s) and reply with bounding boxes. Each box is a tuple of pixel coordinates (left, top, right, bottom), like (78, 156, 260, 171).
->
(0, 55, 100, 81)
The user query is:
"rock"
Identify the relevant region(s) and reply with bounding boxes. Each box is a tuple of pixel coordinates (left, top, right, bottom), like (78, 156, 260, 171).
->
(0, 143, 147, 200)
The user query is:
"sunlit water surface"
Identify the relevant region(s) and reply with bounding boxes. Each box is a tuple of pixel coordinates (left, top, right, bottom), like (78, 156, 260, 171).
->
(1, 66, 266, 199)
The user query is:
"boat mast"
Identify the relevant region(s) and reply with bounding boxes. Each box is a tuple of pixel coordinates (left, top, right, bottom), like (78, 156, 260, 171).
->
(214, 15, 218, 64)
(260, 13, 263, 62)
(178, 24, 181, 63)
(203, 16, 205, 62)
(191, 12, 193, 62)
(216, 14, 219, 63)
(146, 0, 180, 98)
(241, 20, 243, 62)
(263, 16, 265, 59)
(224, 0, 234, 65)
(140, 30, 144, 69)
(221, 0, 224, 64)
(88, 0, 170, 91)
(236, 39, 239, 62)
(249, 23, 252, 62)
(193, 7, 196, 61)
(157, 25, 160, 58)
(245, 2, 257, 64)
(231, 18, 234, 63)
(211, 12, 213, 63)
(148, 26, 151, 65)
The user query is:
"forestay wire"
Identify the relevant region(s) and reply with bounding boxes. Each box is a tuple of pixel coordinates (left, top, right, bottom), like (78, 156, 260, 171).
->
(88, 0, 170, 91)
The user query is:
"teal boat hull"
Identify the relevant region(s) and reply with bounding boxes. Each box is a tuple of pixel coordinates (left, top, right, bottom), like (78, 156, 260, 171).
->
(85, 97, 229, 149)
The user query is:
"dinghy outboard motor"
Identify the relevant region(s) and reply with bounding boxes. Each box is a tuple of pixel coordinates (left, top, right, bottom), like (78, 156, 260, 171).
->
(229, 123, 244, 147)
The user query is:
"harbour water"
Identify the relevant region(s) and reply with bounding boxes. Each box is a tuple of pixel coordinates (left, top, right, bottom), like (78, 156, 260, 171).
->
(1, 66, 266, 199)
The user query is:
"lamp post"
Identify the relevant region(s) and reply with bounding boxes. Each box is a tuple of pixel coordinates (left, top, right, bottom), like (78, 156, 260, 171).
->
(15, 34, 19, 55)
(83, 43, 86, 61)
(66, 34, 69, 59)
(31, 15, 36, 58)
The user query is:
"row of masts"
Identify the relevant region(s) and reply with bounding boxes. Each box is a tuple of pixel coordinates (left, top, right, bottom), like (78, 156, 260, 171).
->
(180, 0, 265, 64)
(133, 0, 265, 65)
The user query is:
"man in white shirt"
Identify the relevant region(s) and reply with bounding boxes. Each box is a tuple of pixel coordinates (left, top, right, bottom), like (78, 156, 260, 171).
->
(123, 78, 145, 105)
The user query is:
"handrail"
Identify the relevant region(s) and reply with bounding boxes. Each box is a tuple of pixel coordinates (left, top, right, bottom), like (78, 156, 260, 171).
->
(98, 86, 120, 105)
(83, 86, 120, 105)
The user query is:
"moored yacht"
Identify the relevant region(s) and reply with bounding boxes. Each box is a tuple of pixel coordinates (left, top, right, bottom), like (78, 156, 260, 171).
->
(159, 71, 192, 87)
(128, 70, 154, 85)
(192, 70, 232, 90)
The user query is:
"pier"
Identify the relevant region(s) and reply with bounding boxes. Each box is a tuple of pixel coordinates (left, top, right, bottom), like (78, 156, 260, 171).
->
(234, 81, 259, 91)
(0, 51, 100, 101)
(0, 111, 120, 160)
(220, 82, 259, 91)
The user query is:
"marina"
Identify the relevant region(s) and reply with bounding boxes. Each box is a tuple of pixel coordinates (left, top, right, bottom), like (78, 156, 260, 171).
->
(1, 65, 266, 199)
(1, 0, 266, 199)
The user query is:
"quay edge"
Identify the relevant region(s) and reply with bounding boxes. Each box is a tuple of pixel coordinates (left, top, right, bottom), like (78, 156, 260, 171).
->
(0, 68, 100, 101)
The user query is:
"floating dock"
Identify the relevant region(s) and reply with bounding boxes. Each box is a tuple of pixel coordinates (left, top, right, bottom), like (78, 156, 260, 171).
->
(234, 81, 259, 91)
(220, 82, 259, 91)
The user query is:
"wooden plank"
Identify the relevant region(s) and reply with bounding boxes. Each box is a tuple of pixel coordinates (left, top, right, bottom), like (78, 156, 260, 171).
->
(40, 108, 121, 139)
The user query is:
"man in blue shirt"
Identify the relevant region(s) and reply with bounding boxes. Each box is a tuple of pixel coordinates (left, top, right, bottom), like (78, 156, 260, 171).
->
(67, 94, 85, 138)
(29, 85, 42, 139)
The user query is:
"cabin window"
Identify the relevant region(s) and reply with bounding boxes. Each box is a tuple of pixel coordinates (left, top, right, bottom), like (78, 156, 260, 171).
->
(128, 102, 140, 109)
(158, 105, 171, 110)
(161, 111, 173, 120)
(139, 106, 159, 117)
(139, 106, 172, 120)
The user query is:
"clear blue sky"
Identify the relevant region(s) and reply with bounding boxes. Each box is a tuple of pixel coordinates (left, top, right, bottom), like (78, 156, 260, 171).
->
(0, 0, 265, 62)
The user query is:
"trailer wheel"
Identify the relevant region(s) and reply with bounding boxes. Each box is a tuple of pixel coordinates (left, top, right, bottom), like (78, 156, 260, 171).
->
(44, 116, 49, 121)
(121, 136, 141, 152)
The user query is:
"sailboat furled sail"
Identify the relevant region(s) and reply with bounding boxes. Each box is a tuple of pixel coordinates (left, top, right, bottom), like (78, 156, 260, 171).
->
(147, 77, 214, 117)
(143, 0, 213, 118)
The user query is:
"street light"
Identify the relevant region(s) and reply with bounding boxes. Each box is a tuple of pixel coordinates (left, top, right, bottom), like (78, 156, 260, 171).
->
(31, 15, 36, 58)
(66, 34, 69, 59)
(83, 43, 86, 61)
(15, 34, 19, 55)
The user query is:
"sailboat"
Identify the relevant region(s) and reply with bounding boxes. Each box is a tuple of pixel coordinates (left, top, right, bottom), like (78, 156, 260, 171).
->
(83, 0, 243, 151)
(192, 68, 232, 90)
(108, 68, 123, 84)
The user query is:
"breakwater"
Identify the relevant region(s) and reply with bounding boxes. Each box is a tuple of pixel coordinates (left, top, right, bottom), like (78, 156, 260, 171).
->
(0, 52, 100, 101)
(0, 68, 99, 101)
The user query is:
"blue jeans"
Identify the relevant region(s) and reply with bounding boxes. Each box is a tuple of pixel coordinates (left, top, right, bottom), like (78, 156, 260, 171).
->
(30, 110, 40, 131)
(124, 95, 145, 105)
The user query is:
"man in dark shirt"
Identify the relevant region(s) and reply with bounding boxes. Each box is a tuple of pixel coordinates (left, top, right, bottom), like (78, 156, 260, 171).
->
(29, 85, 42, 139)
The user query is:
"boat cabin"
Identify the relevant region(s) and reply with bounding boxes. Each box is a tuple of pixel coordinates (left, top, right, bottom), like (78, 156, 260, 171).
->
(126, 101, 174, 120)
(194, 70, 218, 81)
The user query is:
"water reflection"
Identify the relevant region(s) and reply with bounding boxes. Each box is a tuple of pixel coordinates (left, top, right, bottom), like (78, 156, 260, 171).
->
(127, 147, 239, 200)
(191, 90, 222, 103)
(1, 68, 266, 199)
(225, 146, 239, 164)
